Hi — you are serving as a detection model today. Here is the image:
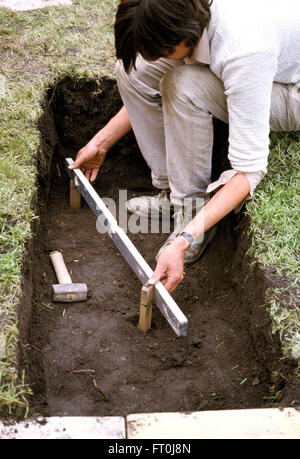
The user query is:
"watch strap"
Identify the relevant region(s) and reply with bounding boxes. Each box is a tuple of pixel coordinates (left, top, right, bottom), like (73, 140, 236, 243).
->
(177, 231, 194, 246)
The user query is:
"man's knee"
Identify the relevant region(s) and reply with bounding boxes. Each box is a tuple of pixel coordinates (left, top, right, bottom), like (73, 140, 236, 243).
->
(116, 56, 166, 94)
(115, 59, 148, 92)
(160, 65, 223, 105)
(160, 65, 227, 122)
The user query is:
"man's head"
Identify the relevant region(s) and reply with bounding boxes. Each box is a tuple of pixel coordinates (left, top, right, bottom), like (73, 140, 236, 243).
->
(115, 0, 212, 72)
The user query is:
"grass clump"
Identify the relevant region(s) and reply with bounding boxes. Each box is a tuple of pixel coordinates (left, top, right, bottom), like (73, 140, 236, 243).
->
(267, 287, 300, 361)
(246, 132, 300, 357)
(0, 0, 118, 418)
(246, 132, 299, 278)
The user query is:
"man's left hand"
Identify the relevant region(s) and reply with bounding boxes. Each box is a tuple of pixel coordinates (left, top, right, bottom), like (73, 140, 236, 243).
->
(148, 237, 189, 293)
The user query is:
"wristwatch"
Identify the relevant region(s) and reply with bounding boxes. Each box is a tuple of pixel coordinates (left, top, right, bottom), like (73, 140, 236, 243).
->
(176, 231, 195, 247)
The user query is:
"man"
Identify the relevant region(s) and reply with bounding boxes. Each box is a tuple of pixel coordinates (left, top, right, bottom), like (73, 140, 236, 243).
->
(70, 0, 300, 293)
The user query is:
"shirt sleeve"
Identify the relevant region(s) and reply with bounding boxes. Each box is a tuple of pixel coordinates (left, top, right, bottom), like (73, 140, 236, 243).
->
(206, 168, 267, 212)
(221, 51, 278, 172)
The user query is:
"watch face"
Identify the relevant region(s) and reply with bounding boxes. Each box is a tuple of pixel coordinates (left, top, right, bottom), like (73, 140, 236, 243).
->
(179, 232, 194, 245)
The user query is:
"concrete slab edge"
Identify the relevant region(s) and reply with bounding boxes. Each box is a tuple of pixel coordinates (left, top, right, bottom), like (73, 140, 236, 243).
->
(0, 416, 126, 439)
(0, 407, 299, 439)
(0, 1, 73, 12)
(127, 407, 300, 439)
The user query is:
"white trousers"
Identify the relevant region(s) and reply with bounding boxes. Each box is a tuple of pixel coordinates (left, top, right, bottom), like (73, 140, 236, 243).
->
(116, 56, 300, 205)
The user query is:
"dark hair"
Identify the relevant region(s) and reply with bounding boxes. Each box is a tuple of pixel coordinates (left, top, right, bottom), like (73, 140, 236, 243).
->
(115, 0, 212, 72)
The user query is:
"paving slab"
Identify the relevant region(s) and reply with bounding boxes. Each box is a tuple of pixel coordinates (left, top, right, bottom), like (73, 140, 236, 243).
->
(0, 416, 126, 439)
(0, 0, 72, 11)
(127, 408, 300, 439)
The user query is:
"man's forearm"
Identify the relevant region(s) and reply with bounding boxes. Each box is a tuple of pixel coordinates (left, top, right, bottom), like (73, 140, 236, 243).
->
(93, 105, 132, 151)
(183, 173, 251, 242)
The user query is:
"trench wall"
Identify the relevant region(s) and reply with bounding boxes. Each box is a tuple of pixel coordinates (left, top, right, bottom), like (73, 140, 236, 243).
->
(19, 77, 298, 410)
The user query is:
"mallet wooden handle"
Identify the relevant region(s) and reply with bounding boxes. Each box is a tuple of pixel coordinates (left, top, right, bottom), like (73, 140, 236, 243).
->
(50, 251, 72, 285)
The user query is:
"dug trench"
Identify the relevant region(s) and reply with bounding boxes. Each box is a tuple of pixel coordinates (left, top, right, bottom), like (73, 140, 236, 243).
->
(19, 76, 299, 419)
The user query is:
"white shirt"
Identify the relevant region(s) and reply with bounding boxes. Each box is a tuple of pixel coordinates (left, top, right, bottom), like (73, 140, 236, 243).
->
(188, 0, 300, 202)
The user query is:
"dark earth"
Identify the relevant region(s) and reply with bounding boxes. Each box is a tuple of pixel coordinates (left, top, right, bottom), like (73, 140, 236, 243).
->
(18, 76, 299, 418)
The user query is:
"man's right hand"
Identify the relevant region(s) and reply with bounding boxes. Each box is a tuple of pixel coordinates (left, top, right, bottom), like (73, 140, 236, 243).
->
(68, 138, 107, 183)
(68, 106, 132, 183)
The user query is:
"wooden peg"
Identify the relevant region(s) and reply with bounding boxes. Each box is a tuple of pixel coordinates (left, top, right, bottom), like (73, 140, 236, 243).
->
(138, 284, 154, 332)
(70, 179, 81, 209)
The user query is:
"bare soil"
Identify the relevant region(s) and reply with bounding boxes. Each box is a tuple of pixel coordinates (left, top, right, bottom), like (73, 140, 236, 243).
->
(19, 76, 299, 418)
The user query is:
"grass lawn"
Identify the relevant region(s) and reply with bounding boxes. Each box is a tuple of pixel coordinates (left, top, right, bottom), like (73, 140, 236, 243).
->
(0, 0, 299, 417)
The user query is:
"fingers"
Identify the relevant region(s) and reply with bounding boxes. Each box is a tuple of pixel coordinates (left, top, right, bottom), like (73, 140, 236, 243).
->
(148, 263, 166, 286)
(68, 145, 92, 171)
(147, 275, 161, 287)
(68, 155, 84, 170)
(83, 168, 92, 181)
(90, 167, 100, 183)
(148, 262, 184, 293)
(79, 167, 90, 181)
(162, 272, 184, 294)
(69, 162, 99, 183)
(82, 168, 100, 182)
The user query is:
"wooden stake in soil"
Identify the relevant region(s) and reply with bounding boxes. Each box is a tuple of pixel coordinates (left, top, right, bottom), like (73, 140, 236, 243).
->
(70, 179, 81, 209)
(138, 284, 154, 332)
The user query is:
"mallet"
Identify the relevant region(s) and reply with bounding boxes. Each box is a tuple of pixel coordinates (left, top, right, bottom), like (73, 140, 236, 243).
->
(50, 251, 87, 302)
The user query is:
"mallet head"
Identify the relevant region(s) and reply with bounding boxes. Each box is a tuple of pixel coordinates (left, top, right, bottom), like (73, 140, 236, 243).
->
(52, 283, 88, 303)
